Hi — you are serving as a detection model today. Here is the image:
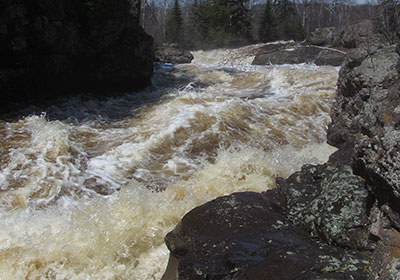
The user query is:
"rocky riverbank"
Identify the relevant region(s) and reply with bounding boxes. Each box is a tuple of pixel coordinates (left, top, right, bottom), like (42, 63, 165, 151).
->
(0, 0, 154, 111)
(162, 38, 400, 280)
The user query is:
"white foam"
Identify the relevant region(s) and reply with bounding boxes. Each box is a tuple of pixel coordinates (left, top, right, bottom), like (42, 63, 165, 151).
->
(0, 44, 340, 279)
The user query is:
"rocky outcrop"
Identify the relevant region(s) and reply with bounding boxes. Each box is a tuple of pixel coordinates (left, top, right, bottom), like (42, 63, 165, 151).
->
(327, 43, 400, 279)
(163, 184, 371, 280)
(162, 144, 375, 279)
(336, 19, 378, 49)
(163, 35, 400, 280)
(252, 45, 346, 66)
(0, 0, 154, 107)
(327, 44, 400, 148)
(155, 44, 194, 64)
(307, 20, 385, 49)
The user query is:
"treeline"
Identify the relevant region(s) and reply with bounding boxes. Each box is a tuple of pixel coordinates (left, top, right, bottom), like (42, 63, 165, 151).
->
(140, 0, 379, 48)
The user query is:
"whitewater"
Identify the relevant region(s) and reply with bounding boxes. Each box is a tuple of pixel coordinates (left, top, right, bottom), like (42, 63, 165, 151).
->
(0, 43, 338, 279)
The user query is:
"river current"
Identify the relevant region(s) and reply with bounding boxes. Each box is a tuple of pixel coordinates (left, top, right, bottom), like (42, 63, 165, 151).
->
(0, 43, 338, 279)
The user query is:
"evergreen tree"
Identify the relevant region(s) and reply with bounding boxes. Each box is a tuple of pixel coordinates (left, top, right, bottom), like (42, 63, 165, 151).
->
(166, 0, 184, 43)
(188, 0, 209, 46)
(197, 0, 252, 46)
(258, 0, 278, 42)
(275, 0, 304, 41)
(204, 0, 232, 44)
(378, 0, 400, 44)
(228, 0, 253, 43)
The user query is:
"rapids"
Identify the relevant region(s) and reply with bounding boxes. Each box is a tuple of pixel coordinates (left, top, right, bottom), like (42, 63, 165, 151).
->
(0, 43, 339, 279)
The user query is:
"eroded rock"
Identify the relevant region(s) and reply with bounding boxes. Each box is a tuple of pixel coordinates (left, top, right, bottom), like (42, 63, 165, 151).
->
(276, 163, 371, 250)
(252, 45, 345, 66)
(162, 190, 371, 279)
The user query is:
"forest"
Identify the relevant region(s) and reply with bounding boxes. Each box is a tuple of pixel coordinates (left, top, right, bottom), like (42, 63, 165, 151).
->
(139, 0, 382, 48)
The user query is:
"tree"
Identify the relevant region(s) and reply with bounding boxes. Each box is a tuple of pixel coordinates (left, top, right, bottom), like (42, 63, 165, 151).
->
(228, 0, 253, 43)
(377, 0, 400, 44)
(166, 0, 184, 43)
(194, 0, 252, 46)
(187, 0, 209, 46)
(275, 0, 304, 41)
(203, 0, 233, 44)
(258, 0, 278, 42)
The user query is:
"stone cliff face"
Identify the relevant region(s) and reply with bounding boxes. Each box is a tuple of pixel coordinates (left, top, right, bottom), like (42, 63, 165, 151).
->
(328, 43, 400, 279)
(0, 0, 154, 106)
(162, 40, 400, 280)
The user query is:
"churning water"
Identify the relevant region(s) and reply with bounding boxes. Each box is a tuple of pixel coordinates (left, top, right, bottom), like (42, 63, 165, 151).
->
(0, 43, 338, 279)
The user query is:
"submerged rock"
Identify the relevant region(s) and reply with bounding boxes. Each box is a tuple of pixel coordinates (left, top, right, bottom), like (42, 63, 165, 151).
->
(0, 0, 154, 107)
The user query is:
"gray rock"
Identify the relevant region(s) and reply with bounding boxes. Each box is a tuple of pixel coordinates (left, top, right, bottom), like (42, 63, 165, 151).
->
(308, 26, 336, 46)
(328, 44, 400, 148)
(252, 45, 345, 66)
(327, 44, 400, 211)
(276, 163, 371, 250)
(327, 42, 400, 279)
(155, 44, 194, 64)
(336, 20, 376, 48)
(315, 49, 347, 66)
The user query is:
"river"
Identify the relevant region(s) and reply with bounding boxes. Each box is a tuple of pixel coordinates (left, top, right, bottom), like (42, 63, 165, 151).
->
(0, 43, 338, 279)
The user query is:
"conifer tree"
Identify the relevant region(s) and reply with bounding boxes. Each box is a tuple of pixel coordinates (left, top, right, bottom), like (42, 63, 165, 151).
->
(258, 0, 278, 42)
(166, 0, 184, 43)
(189, 0, 209, 45)
(228, 0, 253, 43)
(275, 0, 304, 41)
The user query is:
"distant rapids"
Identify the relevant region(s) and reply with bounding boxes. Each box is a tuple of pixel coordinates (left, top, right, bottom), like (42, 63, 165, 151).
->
(0, 43, 338, 279)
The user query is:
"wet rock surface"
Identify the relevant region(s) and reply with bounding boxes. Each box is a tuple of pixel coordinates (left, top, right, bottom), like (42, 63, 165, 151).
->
(155, 44, 194, 64)
(0, 0, 154, 109)
(163, 32, 400, 280)
(252, 45, 346, 66)
(162, 191, 371, 280)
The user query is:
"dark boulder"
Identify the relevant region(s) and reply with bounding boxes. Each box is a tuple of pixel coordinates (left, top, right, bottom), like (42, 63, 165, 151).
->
(0, 0, 154, 107)
(155, 44, 194, 64)
(162, 186, 371, 279)
(250, 41, 296, 55)
(252, 45, 345, 66)
(314, 49, 347, 66)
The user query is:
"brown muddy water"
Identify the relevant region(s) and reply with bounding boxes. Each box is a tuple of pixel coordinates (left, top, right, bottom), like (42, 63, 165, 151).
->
(0, 43, 339, 279)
